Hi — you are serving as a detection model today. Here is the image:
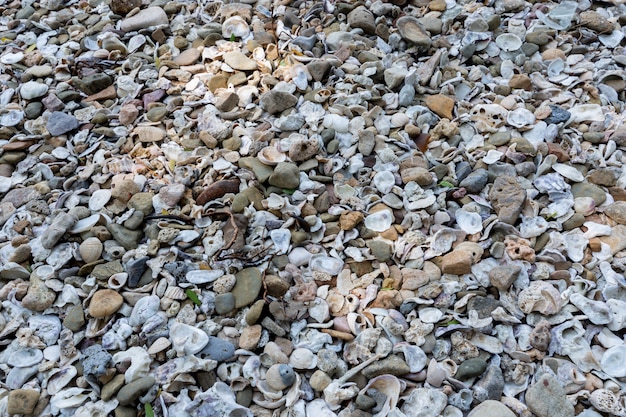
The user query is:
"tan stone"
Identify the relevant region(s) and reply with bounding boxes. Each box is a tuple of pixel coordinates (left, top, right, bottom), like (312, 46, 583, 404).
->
(239, 324, 262, 350)
(89, 289, 124, 318)
(425, 94, 455, 119)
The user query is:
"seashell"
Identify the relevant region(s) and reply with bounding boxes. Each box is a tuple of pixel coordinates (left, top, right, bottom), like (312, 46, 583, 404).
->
(310, 255, 344, 276)
(159, 183, 185, 207)
(112, 346, 152, 383)
(70, 214, 102, 233)
(569, 293, 611, 325)
(600, 345, 626, 378)
(79, 237, 103, 263)
(170, 322, 209, 356)
(8, 348, 44, 367)
(222, 16, 250, 40)
(495, 33, 522, 51)
(455, 209, 482, 234)
(517, 281, 562, 315)
(47, 365, 78, 395)
(289, 348, 318, 370)
(89, 189, 112, 211)
(258, 146, 286, 165)
(186, 269, 224, 284)
(108, 272, 128, 290)
(507, 108, 535, 128)
(364, 210, 393, 232)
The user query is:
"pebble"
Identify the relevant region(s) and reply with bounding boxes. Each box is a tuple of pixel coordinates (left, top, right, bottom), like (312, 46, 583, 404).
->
(467, 401, 516, 417)
(526, 374, 575, 417)
(117, 376, 156, 406)
(7, 389, 40, 415)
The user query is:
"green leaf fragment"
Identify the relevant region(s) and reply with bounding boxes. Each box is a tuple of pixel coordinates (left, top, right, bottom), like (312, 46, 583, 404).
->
(186, 289, 201, 305)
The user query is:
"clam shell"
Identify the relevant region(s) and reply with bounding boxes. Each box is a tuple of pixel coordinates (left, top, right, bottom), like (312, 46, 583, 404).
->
(79, 237, 103, 264)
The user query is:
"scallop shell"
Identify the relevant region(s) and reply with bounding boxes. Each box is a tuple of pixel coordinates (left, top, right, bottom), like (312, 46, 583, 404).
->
(79, 237, 103, 264)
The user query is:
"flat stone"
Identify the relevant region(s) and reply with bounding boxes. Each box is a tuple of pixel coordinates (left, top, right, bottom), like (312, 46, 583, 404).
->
(362, 355, 410, 378)
(173, 48, 201, 66)
(232, 267, 263, 308)
(7, 389, 40, 415)
(425, 94, 455, 119)
(468, 401, 516, 417)
(260, 91, 298, 114)
(441, 250, 474, 275)
(120, 7, 168, 32)
(268, 162, 300, 189)
(489, 265, 521, 291)
(526, 374, 575, 417)
(63, 304, 85, 331)
(489, 175, 526, 224)
(223, 51, 258, 71)
(116, 376, 156, 406)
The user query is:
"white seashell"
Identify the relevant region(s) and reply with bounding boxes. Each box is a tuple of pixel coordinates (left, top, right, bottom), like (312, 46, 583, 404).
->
(47, 365, 78, 395)
(455, 209, 482, 234)
(8, 348, 43, 367)
(79, 237, 103, 263)
(323, 114, 349, 133)
(373, 171, 396, 194)
(495, 33, 522, 51)
(186, 269, 224, 284)
(600, 345, 626, 378)
(70, 214, 102, 233)
(258, 146, 286, 165)
(1, 109, 24, 127)
(108, 272, 128, 290)
(112, 346, 152, 383)
(482, 149, 503, 164)
(552, 163, 584, 182)
(568, 104, 604, 123)
(570, 293, 611, 325)
(222, 16, 250, 40)
(89, 189, 112, 211)
(310, 255, 344, 276)
(270, 228, 291, 254)
(364, 210, 393, 232)
(506, 108, 535, 128)
(170, 322, 210, 356)
(289, 348, 318, 370)
(129, 295, 160, 327)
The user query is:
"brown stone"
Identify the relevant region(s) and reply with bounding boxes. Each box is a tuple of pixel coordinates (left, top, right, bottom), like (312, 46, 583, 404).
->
(441, 250, 474, 275)
(425, 94, 455, 119)
(340, 211, 364, 230)
(509, 74, 532, 90)
(239, 324, 262, 350)
(7, 389, 40, 415)
(89, 289, 124, 318)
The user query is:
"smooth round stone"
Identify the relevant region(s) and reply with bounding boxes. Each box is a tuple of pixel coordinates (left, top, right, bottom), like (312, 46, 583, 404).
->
(468, 400, 516, 417)
(455, 358, 488, 380)
(116, 376, 156, 406)
(214, 292, 236, 315)
(266, 364, 297, 390)
(20, 81, 48, 100)
(89, 289, 123, 318)
(199, 336, 236, 362)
